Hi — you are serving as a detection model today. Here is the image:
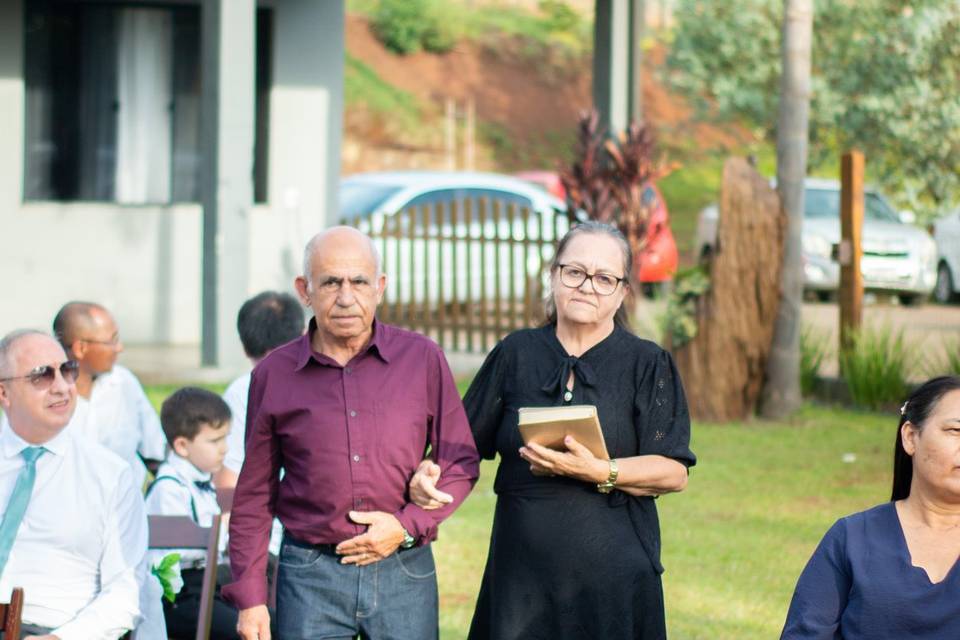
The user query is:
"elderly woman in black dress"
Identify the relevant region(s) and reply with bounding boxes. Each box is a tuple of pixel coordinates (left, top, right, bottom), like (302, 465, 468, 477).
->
(412, 221, 696, 639)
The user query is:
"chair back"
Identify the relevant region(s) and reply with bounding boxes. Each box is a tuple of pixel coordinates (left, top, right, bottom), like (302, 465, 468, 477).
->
(146, 514, 222, 640)
(0, 587, 24, 639)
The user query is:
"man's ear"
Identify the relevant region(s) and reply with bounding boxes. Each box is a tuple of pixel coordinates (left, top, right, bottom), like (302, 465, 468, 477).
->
(294, 276, 311, 306)
(69, 339, 87, 361)
(0, 383, 11, 411)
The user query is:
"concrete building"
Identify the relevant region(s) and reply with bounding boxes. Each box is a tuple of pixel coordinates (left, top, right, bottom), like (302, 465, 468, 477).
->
(0, 0, 344, 369)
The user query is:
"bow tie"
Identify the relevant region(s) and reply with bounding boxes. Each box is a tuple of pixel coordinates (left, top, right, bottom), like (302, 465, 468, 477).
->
(194, 480, 216, 493)
(540, 355, 597, 401)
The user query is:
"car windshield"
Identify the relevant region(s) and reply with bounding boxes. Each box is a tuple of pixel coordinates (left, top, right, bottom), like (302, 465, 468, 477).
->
(339, 183, 403, 220)
(803, 188, 901, 223)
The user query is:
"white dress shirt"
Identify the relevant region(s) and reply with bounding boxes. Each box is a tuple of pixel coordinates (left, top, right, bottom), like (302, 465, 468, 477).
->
(0, 425, 147, 639)
(144, 454, 227, 566)
(67, 365, 167, 489)
(221, 371, 251, 475)
(221, 372, 284, 556)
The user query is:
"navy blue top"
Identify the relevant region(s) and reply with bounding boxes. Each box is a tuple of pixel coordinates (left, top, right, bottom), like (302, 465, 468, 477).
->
(781, 502, 960, 639)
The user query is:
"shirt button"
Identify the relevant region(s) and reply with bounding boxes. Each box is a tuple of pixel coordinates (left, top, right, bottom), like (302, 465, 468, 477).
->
(352, 454, 361, 462)
(349, 410, 357, 418)
(563, 390, 573, 402)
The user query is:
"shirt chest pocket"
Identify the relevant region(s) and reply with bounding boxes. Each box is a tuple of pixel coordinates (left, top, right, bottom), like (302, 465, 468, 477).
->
(374, 400, 429, 471)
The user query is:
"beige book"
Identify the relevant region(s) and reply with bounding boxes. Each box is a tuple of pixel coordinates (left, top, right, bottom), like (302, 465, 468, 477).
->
(518, 404, 610, 460)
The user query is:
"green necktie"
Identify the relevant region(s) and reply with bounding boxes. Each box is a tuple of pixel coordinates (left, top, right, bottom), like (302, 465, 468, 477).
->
(0, 446, 46, 579)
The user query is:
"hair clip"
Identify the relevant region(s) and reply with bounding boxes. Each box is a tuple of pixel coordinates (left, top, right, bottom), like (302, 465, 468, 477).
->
(900, 401, 909, 416)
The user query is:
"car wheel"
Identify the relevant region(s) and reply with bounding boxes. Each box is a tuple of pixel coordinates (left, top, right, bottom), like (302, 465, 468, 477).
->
(898, 293, 927, 307)
(815, 290, 835, 303)
(934, 263, 958, 304)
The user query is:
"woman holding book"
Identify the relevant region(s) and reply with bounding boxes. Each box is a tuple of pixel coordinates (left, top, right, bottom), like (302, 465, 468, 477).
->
(780, 376, 960, 639)
(415, 221, 696, 639)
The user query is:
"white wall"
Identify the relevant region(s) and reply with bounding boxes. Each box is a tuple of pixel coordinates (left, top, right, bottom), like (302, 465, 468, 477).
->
(0, 0, 344, 346)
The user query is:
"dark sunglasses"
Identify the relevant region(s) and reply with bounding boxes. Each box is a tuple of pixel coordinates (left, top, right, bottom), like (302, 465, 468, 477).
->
(0, 360, 80, 388)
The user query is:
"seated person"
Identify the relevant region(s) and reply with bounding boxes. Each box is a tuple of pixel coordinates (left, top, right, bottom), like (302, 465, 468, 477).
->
(145, 387, 237, 640)
(0, 329, 146, 639)
(53, 301, 167, 487)
(781, 375, 960, 639)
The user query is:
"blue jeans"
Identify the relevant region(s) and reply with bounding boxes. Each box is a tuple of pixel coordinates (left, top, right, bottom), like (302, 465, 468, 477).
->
(276, 535, 438, 640)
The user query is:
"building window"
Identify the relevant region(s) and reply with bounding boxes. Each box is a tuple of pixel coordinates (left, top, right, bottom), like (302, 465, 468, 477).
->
(24, 2, 271, 205)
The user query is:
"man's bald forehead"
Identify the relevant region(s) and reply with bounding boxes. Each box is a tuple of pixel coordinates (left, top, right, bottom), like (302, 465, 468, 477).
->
(53, 301, 107, 346)
(303, 226, 381, 280)
(0, 330, 63, 377)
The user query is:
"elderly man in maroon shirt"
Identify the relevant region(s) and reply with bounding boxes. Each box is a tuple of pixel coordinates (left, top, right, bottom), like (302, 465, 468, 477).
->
(224, 226, 480, 640)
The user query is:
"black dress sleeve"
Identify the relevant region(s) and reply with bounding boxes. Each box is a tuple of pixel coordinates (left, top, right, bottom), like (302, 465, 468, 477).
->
(634, 348, 696, 467)
(463, 340, 510, 460)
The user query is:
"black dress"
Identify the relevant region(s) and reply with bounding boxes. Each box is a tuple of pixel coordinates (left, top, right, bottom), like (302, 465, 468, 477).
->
(465, 324, 696, 640)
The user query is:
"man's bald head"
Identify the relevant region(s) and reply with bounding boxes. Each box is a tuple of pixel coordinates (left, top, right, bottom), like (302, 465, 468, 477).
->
(53, 301, 108, 350)
(0, 329, 49, 378)
(302, 226, 382, 289)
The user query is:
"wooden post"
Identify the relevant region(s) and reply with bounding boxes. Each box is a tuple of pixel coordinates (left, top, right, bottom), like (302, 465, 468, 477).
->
(464, 97, 476, 171)
(445, 98, 456, 171)
(839, 150, 865, 357)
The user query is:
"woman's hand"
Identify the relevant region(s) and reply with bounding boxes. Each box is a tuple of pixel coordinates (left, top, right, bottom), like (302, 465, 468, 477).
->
(519, 436, 609, 484)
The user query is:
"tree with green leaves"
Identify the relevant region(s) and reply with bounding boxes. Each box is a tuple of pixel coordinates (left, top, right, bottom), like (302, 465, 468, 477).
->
(669, 0, 960, 219)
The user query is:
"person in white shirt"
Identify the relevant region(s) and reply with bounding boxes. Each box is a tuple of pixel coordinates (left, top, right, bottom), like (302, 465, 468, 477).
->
(217, 291, 304, 488)
(144, 387, 238, 640)
(51, 302, 167, 488)
(0, 329, 147, 640)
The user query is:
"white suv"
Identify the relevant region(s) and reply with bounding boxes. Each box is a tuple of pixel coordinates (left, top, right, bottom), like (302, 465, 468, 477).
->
(695, 178, 938, 306)
(933, 207, 960, 304)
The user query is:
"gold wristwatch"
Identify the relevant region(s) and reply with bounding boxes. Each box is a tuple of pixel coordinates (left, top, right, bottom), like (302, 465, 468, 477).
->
(596, 458, 619, 494)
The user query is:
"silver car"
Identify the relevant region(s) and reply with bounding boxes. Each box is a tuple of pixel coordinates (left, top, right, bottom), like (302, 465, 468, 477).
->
(695, 178, 937, 305)
(933, 206, 960, 304)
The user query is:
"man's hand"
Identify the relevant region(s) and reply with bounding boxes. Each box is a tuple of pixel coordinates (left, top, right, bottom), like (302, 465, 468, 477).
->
(336, 511, 406, 566)
(237, 604, 272, 640)
(24, 635, 59, 640)
(408, 459, 453, 510)
(519, 436, 608, 484)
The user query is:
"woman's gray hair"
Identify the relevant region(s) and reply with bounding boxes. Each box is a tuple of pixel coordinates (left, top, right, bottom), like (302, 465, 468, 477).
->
(0, 329, 50, 378)
(544, 221, 634, 331)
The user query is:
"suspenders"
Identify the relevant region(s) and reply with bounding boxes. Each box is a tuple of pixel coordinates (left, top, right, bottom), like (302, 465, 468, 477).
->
(146, 475, 200, 523)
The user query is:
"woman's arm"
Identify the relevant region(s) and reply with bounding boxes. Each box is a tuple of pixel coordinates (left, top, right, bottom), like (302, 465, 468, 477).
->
(519, 437, 688, 495)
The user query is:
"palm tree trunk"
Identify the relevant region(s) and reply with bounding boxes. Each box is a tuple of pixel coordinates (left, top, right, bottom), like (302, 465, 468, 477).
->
(760, 0, 813, 419)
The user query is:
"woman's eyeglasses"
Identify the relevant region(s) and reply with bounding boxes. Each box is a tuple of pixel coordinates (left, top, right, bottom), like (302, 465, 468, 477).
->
(0, 360, 80, 388)
(557, 264, 625, 296)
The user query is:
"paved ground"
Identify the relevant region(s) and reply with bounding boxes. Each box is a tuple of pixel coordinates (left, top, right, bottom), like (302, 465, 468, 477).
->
(121, 300, 960, 385)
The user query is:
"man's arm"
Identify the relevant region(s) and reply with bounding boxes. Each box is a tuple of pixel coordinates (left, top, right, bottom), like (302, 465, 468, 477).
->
(393, 346, 480, 543)
(221, 368, 280, 611)
(50, 468, 147, 640)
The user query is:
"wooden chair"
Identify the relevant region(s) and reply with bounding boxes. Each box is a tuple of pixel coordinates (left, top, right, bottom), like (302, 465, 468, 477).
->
(139, 514, 222, 640)
(0, 587, 24, 639)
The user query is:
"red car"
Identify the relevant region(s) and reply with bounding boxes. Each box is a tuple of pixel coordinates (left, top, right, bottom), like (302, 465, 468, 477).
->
(514, 171, 679, 296)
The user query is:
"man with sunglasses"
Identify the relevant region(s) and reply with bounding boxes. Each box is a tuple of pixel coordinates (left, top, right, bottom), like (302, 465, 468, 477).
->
(50, 302, 167, 488)
(0, 329, 147, 639)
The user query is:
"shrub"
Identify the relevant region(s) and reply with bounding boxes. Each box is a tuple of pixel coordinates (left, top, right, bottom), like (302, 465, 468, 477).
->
(800, 325, 831, 397)
(923, 336, 960, 377)
(839, 324, 918, 411)
(371, 0, 428, 55)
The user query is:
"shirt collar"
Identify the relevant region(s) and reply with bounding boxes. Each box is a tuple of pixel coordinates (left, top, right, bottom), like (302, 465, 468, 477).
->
(165, 452, 212, 484)
(0, 420, 70, 459)
(295, 317, 391, 371)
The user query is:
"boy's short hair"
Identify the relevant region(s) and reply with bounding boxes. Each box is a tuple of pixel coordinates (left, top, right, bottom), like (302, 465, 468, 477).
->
(160, 387, 232, 444)
(237, 291, 305, 359)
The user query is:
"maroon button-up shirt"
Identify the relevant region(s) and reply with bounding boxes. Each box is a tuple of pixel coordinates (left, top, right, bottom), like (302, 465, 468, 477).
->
(222, 320, 480, 609)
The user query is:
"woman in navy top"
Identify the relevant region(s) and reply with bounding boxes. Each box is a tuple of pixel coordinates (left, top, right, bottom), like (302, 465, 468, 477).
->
(781, 375, 960, 639)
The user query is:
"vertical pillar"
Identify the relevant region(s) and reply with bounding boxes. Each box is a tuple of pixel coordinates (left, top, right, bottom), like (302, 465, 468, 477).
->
(592, 0, 631, 133)
(200, 0, 254, 367)
(839, 150, 865, 356)
(629, 0, 645, 124)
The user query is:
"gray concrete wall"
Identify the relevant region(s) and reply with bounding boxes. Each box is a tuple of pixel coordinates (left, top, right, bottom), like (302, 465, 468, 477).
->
(0, 0, 344, 352)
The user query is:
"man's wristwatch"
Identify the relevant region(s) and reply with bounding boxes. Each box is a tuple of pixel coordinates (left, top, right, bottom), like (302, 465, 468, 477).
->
(400, 528, 416, 549)
(596, 458, 619, 494)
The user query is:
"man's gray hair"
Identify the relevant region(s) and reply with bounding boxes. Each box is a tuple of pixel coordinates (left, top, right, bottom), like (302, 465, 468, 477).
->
(0, 329, 50, 378)
(301, 227, 383, 287)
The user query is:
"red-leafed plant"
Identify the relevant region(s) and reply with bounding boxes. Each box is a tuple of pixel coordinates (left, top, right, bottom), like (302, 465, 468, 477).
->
(560, 110, 668, 286)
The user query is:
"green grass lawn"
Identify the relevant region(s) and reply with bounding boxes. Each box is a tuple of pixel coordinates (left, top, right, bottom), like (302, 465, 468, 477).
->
(146, 385, 895, 639)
